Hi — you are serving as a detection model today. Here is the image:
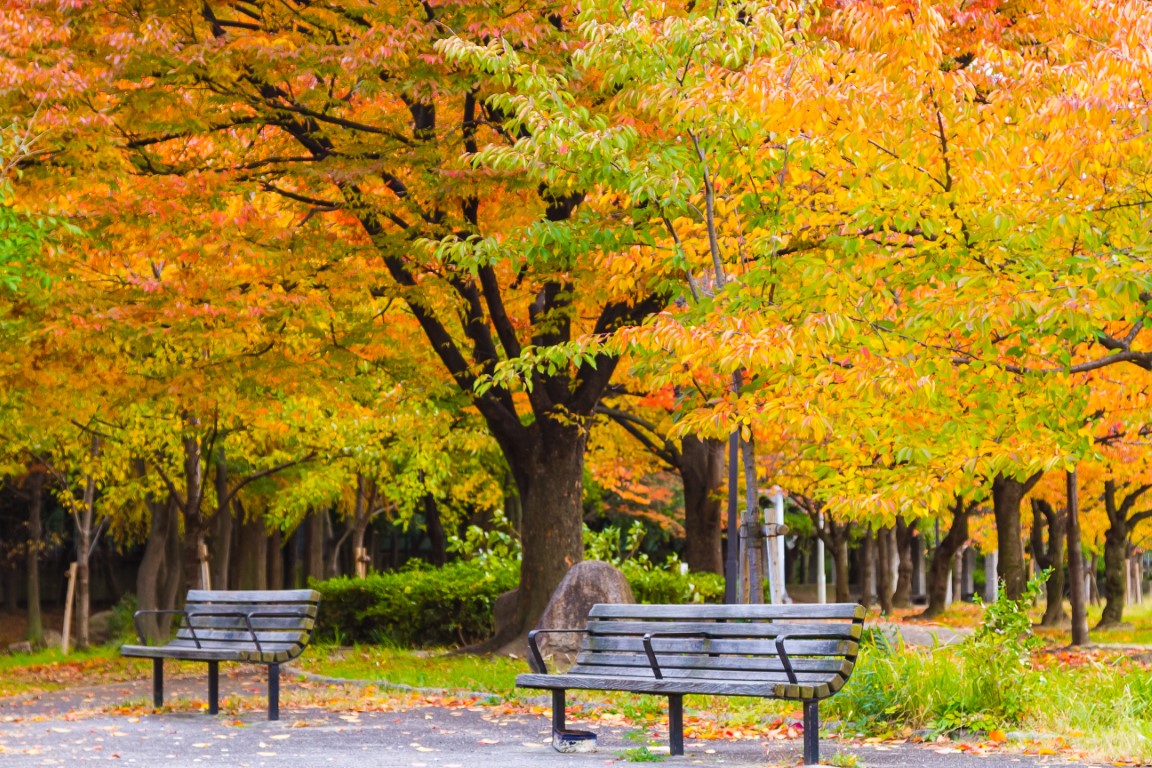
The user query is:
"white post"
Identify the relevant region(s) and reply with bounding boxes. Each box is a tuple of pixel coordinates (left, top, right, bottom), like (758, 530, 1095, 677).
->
(944, 562, 953, 608)
(816, 512, 827, 604)
(762, 487, 788, 604)
(1127, 559, 1134, 606)
(890, 530, 900, 598)
(774, 491, 790, 603)
(913, 537, 925, 598)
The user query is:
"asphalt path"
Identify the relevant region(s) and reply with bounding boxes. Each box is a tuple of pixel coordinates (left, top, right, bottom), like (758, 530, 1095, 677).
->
(0, 666, 1102, 768)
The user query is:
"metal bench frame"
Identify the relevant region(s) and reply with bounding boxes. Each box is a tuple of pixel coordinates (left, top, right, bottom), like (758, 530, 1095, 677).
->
(120, 589, 321, 720)
(517, 602, 865, 766)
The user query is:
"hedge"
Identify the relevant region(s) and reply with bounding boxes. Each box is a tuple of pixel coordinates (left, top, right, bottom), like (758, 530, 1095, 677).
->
(312, 559, 726, 648)
(312, 559, 518, 647)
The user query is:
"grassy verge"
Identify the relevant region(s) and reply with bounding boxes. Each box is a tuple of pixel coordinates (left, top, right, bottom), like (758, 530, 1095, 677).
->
(294, 645, 525, 697)
(0, 645, 139, 697)
(828, 638, 1152, 764)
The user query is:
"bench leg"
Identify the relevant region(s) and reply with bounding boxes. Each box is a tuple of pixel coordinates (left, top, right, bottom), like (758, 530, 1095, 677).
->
(268, 663, 280, 721)
(548, 689, 595, 752)
(207, 661, 219, 715)
(803, 700, 819, 766)
(551, 689, 566, 732)
(152, 659, 164, 709)
(668, 694, 684, 756)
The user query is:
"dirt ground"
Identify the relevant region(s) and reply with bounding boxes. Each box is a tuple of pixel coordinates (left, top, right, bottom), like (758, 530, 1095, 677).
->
(0, 609, 69, 648)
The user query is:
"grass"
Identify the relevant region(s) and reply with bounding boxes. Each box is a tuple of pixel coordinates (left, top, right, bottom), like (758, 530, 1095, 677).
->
(1031, 600, 1152, 645)
(4, 611, 1152, 765)
(828, 638, 1152, 764)
(294, 645, 525, 696)
(0, 645, 138, 697)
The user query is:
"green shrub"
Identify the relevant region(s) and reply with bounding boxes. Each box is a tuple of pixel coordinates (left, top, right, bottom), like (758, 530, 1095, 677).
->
(830, 570, 1050, 736)
(622, 562, 725, 604)
(585, 521, 725, 603)
(107, 592, 139, 644)
(312, 559, 518, 647)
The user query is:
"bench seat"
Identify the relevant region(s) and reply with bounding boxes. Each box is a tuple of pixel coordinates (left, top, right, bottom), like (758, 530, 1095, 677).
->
(120, 589, 321, 720)
(516, 602, 865, 766)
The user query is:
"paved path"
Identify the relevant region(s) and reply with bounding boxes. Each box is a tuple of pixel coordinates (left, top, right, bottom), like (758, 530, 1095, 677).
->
(0, 668, 1101, 767)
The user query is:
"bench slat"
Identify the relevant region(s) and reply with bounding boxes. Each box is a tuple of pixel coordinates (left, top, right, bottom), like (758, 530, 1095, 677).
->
(517, 672, 835, 700)
(573, 651, 852, 676)
(174, 629, 308, 645)
(587, 603, 865, 621)
(585, 619, 862, 640)
(186, 589, 321, 604)
(584, 635, 858, 658)
(185, 603, 318, 620)
(179, 616, 316, 631)
(122, 644, 250, 662)
(568, 664, 844, 686)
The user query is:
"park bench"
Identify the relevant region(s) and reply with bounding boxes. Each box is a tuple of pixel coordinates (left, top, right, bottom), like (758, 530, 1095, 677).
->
(120, 589, 321, 721)
(518, 602, 865, 766)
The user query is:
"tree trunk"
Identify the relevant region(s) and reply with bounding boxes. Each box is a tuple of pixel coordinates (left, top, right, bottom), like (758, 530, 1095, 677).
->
(74, 464, 97, 651)
(306, 510, 325, 583)
(992, 473, 1042, 600)
(859, 528, 874, 608)
(423, 492, 448, 567)
(211, 453, 232, 591)
(892, 518, 916, 609)
(1067, 469, 1089, 645)
(802, 501, 850, 603)
(877, 526, 894, 614)
(922, 500, 970, 619)
(681, 435, 724, 575)
(180, 435, 207, 591)
(503, 422, 586, 640)
(234, 499, 268, 590)
(1099, 480, 1128, 627)
(1031, 499, 1066, 626)
(25, 467, 44, 645)
(136, 487, 179, 643)
(267, 528, 283, 590)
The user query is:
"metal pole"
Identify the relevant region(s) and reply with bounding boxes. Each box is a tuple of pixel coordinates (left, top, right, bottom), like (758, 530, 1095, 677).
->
(724, 431, 740, 604)
(776, 492, 788, 602)
(816, 512, 827, 604)
(725, 370, 743, 605)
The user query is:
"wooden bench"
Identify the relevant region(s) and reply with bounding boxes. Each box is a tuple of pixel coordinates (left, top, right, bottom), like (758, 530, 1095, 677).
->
(120, 589, 321, 720)
(517, 602, 865, 765)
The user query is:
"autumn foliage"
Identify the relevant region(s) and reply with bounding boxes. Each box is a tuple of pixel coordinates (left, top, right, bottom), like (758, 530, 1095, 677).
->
(0, 0, 1150, 645)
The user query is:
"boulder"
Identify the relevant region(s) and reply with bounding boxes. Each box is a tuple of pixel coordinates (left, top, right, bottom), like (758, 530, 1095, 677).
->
(534, 560, 633, 669)
(88, 610, 117, 645)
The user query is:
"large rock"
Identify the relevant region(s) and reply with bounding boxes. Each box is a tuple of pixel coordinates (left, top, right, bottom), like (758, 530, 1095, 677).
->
(534, 560, 633, 669)
(88, 610, 116, 645)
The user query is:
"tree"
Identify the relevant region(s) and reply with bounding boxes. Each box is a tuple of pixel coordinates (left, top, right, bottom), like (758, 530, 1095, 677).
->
(1, 0, 674, 636)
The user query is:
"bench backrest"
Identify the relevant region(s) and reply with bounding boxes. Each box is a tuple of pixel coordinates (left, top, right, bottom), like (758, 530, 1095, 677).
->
(177, 589, 321, 661)
(571, 603, 865, 699)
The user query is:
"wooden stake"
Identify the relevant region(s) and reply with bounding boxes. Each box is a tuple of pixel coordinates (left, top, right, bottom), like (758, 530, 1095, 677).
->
(61, 562, 77, 653)
(198, 542, 211, 590)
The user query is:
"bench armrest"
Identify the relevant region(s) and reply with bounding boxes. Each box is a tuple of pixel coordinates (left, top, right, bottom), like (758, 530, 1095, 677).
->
(774, 633, 843, 685)
(641, 632, 712, 680)
(526, 629, 589, 674)
(132, 609, 196, 646)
